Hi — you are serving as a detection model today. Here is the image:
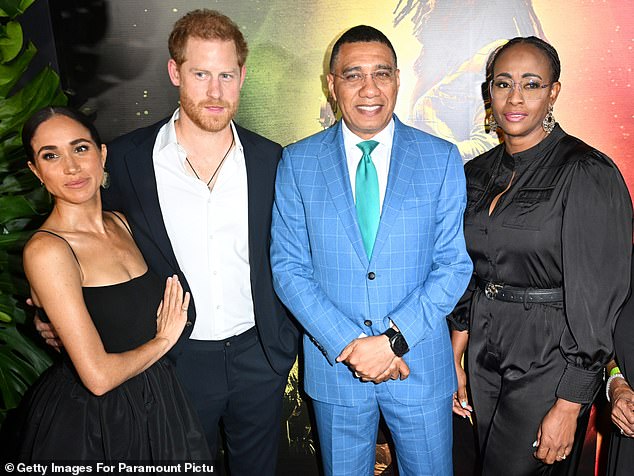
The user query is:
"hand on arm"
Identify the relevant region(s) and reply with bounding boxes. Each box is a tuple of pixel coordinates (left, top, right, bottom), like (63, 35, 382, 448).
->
(534, 399, 581, 464)
(31, 299, 62, 351)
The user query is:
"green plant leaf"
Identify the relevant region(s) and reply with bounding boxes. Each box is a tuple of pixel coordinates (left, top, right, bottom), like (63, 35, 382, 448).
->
(0, 20, 23, 63)
(0, 41, 35, 97)
(0, 0, 35, 19)
(0, 67, 66, 138)
(0, 323, 52, 411)
(0, 168, 39, 193)
(0, 0, 65, 424)
(0, 195, 37, 224)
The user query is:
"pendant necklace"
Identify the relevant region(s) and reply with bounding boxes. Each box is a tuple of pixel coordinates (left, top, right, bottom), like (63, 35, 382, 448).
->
(185, 134, 235, 188)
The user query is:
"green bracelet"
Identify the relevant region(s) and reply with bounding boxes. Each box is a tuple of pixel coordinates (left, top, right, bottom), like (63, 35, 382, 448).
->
(610, 366, 622, 378)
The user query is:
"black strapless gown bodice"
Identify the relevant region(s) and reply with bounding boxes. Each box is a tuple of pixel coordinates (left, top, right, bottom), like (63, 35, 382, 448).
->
(15, 272, 210, 462)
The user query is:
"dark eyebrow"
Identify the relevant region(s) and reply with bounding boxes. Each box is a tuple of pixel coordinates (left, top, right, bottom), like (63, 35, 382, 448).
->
(494, 72, 543, 80)
(341, 65, 363, 74)
(35, 145, 58, 156)
(70, 138, 93, 145)
(341, 64, 395, 74)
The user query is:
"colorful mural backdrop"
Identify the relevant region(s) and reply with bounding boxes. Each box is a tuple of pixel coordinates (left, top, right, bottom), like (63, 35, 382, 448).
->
(54, 0, 633, 187)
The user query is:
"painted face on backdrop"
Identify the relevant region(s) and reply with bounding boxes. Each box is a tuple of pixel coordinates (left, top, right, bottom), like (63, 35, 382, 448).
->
(490, 42, 560, 151)
(168, 37, 246, 133)
(327, 41, 400, 139)
(28, 114, 107, 204)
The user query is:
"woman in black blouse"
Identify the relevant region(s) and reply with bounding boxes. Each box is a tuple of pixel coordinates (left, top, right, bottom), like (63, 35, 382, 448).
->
(449, 36, 632, 475)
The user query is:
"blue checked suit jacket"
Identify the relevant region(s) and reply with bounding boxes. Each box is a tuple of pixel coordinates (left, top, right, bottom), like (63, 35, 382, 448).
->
(271, 116, 472, 406)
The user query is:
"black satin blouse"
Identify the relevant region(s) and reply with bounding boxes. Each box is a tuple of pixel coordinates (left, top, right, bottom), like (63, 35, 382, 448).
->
(450, 124, 632, 402)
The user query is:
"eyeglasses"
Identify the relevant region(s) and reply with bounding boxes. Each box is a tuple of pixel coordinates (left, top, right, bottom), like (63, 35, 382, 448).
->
(331, 69, 396, 86)
(489, 78, 554, 101)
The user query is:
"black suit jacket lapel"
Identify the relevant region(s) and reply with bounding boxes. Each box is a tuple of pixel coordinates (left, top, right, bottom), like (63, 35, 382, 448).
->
(239, 127, 267, 291)
(124, 121, 181, 271)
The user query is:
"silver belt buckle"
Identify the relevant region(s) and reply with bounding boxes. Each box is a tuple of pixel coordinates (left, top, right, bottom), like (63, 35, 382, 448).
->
(485, 282, 502, 300)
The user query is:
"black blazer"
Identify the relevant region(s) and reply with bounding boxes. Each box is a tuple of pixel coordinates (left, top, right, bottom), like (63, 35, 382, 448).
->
(103, 117, 298, 376)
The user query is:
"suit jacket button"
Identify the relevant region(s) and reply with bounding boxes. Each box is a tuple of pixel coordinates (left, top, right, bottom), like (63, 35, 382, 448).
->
(368, 272, 376, 280)
(364, 320, 372, 327)
(185, 321, 193, 327)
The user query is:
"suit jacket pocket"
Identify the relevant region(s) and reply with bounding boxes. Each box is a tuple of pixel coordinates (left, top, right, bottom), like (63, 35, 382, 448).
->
(502, 186, 554, 231)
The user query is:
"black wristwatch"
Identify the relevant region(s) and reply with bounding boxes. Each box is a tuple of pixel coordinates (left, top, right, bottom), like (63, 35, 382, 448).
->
(383, 328, 409, 357)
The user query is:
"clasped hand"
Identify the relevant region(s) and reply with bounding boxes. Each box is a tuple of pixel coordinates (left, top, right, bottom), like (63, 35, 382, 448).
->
(336, 335, 410, 383)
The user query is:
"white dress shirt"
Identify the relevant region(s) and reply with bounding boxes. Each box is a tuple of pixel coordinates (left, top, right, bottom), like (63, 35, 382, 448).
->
(153, 109, 255, 340)
(342, 118, 395, 210)
(342, 119, 396, 337)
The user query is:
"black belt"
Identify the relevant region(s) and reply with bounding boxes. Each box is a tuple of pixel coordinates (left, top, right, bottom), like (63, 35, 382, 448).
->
(476, 278, 563, 304)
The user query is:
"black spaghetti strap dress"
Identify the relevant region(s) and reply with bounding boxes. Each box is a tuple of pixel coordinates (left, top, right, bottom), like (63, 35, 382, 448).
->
(14, 270, 210, 462)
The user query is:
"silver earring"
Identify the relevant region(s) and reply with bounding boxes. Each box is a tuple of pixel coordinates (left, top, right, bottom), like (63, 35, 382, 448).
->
(542, 105, 555, 134)
(101, 170, 110, 189)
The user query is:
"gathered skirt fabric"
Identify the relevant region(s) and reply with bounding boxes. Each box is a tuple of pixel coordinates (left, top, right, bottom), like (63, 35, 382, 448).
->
(17, 356, 210, 462)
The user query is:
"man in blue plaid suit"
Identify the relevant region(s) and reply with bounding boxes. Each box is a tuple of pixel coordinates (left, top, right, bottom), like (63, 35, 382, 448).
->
(271, 25, 472, 476)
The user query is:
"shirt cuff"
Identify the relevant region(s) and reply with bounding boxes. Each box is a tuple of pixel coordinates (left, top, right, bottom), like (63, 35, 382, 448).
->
(447, 314, 468, 332)
(556, 364, 604, 404)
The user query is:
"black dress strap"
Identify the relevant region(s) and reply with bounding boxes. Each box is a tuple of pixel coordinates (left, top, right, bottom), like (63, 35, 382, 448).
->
(108, 211, 133, 236)
(31, 230, 83, 324)
(32, 229, 83, 275)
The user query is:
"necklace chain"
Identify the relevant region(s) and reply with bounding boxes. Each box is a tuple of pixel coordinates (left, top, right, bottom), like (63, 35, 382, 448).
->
(185, 134, 235, 188)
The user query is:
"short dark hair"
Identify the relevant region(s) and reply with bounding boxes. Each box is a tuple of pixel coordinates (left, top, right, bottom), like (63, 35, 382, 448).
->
(487, 36, 561, 83)
(329, 25, 397, 72)
(168, 9, 248, 67)
(22, 106, 102, 161)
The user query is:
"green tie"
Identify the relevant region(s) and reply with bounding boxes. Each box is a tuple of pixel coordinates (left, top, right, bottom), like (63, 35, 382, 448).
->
(355, 140, 380, 258)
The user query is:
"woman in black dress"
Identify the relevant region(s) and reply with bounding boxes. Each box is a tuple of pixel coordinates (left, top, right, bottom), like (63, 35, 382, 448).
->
(14, 106, 210, 461)
(448, 37, 632, 475)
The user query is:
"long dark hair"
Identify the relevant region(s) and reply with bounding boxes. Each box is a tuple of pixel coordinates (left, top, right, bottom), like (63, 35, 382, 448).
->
(22, 106, 102, 161)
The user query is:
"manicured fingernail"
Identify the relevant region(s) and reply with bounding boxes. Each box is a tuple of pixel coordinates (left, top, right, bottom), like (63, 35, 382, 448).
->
(532, 440, 538, 448)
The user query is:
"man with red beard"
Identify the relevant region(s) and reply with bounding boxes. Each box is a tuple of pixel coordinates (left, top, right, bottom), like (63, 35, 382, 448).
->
(37, 9, 298, 475)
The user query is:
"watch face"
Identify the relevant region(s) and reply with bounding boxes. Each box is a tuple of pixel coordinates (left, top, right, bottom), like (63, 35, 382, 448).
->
(391, 334, 409, 357)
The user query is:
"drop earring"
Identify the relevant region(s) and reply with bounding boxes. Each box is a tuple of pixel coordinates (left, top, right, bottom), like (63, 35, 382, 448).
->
(487, 116, 498, 134)
(542, 105, 555, 134)
(101, 169, 110, 189)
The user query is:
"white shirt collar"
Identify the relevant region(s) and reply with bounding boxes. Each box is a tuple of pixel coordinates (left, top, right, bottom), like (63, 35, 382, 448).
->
(156, 108, 244, 167)
(341, 117, 395, 155)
